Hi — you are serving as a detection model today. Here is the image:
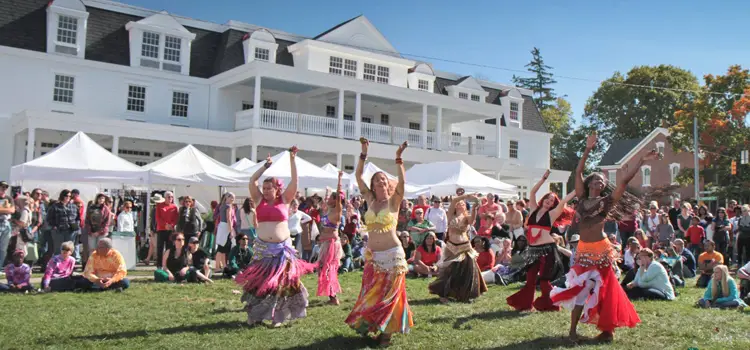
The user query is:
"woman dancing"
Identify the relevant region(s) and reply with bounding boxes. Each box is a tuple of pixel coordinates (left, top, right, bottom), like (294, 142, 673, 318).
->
(506, 169, 575, 312)
(551, 131, 646, 342)
(235, 148, 316, 328)
(345, 138, 413, 347)
(429, 193, 488, 303)
(317, 171, 346, 305)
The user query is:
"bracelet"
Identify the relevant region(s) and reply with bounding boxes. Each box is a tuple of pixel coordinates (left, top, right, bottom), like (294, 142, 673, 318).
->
(359, 153, 367, 160)
(395, 157, 403, 164)
(264, 162, 272, 168)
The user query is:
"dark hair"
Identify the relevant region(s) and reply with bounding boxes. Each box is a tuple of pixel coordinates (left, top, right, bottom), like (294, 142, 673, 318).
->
(236, 233, 247, 243)
(420, 233, 437, 253)
(511, 236, 528, 255)
(58, 189, 71, 201)
(242, 198, 252, 213)
(582, 172, 642, 221)
(473, 236, 491, 251)
(716, 207, 727, 219)
(95, 193, 107, 204)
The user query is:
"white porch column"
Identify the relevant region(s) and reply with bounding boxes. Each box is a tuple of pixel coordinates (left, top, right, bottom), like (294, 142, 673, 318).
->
(253, 75, 262, 128)
(421, 105, 428, 149)
(336, 153, 343, 170)
(496, 114, 503, 158)
(354, 92, 362, 138)
(337, 89, 345, 138)
(26, 127, 35, 162)
(111, 136, 119, 155)
(250, 143, 258, 163)
(230, 147, 237, 165)
(436, 107, 443, 151)
(562, 180, 567, 195)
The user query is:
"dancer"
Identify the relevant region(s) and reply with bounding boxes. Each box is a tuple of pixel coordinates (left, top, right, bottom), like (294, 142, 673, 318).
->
(551, 131, 646, 342)
(345, 138, 413, 347)
(428, 193, 488, 303)
(235, 148, 316, 328)
(506, 169, 575, 312)
(317, 171, 346, 305)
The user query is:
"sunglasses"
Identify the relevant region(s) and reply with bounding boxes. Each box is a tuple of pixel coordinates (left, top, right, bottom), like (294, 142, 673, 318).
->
(175, 238, 184, 241)
(240, 238, 249, 241)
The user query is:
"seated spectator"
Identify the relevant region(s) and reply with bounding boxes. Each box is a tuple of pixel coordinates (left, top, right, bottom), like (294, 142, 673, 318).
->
(41, 241, 81, 292)
(399, 231, 416, 262)
(187, 236, 211, 279)
(339, 234, 353, 273)
(608, 233, 622, 254)
(473, 236, 495, 272)
(413, 232, 441, 277)
(737, 260, 750, 301)
(697, 241, 723, 288)
(310, 235, 321, 264)
(342, 216, 359, 243)
(621, 238, 641, 272)
(224, 233, 253, 278)
(673, 239, 696, 278)
(0, 250, 33, 293)
(661, 246, 686, 287)
(407, 208, 434, 247)
(495, 238, 512, 266)
(568, 234, 580, 264)
(634, 229, 650, 249)
(554, 235, 573, 273)
(81, 238, 129, 291)
(625, 248, 675, 301)
(697, 265, 748, 309)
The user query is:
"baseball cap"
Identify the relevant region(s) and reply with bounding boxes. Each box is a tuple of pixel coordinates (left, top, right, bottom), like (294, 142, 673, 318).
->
(0, 181, 8, 188)
(569, 234, 580, 243)
(188, 236, 200, 244)
(71, 189, 80, 195)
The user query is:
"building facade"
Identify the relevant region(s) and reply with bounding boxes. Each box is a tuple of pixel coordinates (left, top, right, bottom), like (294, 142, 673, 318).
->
(0, 0, 569, 195)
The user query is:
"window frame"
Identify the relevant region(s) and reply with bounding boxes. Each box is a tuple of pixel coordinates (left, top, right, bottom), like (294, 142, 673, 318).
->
(509, 140, 519, 159)
(409, 122, 421, 131)
(163, 35, 181, 63)
(52, 74, 75, 104)
(126, 85, 146, 113)
(509, 101, 520, 121)
(418, 79, 429, 91)
(608, 170, 617, 186)
(254, 47, 270, 62)
(329, 56, 343, 75)
(363, 63, 376, 81)
(380, 114, 390, 125)
(242, 101, 253, 111)
(55, 15, 79, 47)
(458, 92, 468, 100)
(170, 91, 190, 118)
(343, 59, 357, 78)
(262, 100, 278, 111)
(669, 163, 680, 185)
(326, 106, 336, 118)
(641, 165, 652, 187)
(471, 94, 481, 102)
(376, 66, 389, 84)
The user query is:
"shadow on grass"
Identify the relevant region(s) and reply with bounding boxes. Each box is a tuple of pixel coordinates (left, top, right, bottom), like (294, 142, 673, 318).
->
(407, 298, 443, 306)
(209, 307, 245, 314)
(431, 310, 527, 330)
(280, 335, 372, 350)
(57, 321, 247, 344)
(483, 336, 597, 350)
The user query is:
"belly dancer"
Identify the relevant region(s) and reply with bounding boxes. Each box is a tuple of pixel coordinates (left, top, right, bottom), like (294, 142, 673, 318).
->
(345, 138, 413, 347)
(317, 171, 345, 305)
(235, 148, 316, 327)
(551, 131, 647, 342)
(429, 194, 487, 303)
(506, 169, 575, 312)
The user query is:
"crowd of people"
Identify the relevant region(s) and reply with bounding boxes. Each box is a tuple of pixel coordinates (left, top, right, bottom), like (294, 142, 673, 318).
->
(3, 132, 750, 346)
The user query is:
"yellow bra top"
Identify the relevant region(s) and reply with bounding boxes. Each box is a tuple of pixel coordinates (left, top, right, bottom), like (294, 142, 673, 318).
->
(364, 209, 397, 233)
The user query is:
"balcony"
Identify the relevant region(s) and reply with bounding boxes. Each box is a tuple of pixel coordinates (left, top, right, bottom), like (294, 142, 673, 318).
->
(236, 108, 496, 157)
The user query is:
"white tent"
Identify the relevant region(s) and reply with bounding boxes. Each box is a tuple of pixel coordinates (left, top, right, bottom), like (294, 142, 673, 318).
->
(405, 160, 517, 198)
(321, 163, 351, 180)
(241, 151, 339, 189)
(144, 145, 250, 186)
(231, 158, 256, 172)
(354, 162, 429, 198)
(10, 131, 150, 184)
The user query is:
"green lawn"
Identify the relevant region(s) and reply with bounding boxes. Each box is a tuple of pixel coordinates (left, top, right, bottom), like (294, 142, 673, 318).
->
(2, 272, 749, 349)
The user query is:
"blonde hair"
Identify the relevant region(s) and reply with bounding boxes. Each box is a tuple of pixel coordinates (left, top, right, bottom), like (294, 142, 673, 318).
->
(681, 202, 693, 211)
(61, 241, 74, 252)
(711, 265, 731, 301)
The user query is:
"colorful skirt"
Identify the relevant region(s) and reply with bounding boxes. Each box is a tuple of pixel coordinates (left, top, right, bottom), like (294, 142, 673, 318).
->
(345, 246, 413, 335)
(551, 239, 641, 332)
(428, 241, 487, 302)
(317, 236, 344, 297)
(235, 238, 316, 324)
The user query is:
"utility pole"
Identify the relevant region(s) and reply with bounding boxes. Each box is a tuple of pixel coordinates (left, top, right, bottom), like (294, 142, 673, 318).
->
(693, 115, 700, 200)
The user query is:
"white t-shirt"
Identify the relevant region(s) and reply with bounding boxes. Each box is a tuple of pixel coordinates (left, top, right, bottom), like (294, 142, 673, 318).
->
(288, 211, 312, 235)
(425, 207, 447, 233)
(117, 211, 135, 232)
(624, 248, 637, 269)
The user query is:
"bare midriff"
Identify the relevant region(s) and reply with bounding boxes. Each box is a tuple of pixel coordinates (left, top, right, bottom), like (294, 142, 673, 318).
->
(579, 220, 608, 243)
(256, 221, 290, 243)
(528, 227, 555, 246)
(447, 228, 469, 245)
(319, 227, 338, 241)
(367, 225, 400, 251)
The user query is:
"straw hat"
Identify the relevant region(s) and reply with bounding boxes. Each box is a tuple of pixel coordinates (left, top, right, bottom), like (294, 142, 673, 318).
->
(151, 193, 165, 203)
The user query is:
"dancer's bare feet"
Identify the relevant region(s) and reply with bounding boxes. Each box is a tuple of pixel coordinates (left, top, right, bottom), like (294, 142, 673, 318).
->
(377, 333, 392, 347)
(568, 331, 580, 343)
(439, 297, 449, 304)
(271, 322, 283, 328)
(595, 331, 613, 343)
(328, 296, 340, 305)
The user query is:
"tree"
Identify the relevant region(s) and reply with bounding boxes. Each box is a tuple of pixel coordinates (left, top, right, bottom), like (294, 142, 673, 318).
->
(513, 47, 557, 111)
(583, 65, 699, 148)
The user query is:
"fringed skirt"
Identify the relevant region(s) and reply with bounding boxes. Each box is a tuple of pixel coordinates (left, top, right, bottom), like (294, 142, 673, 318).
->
(317, 236, 344, 297)
(345, 246, 413, 335)
(551, 239, 641, 332)
(235, 238, 316, 324)
(428, 241, 487, 302)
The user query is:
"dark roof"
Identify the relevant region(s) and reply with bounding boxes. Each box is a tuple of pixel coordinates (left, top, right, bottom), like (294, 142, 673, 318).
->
(313, 15, 361, 40)
(0, 0, 47, 53)
(598, 138, 645, 166)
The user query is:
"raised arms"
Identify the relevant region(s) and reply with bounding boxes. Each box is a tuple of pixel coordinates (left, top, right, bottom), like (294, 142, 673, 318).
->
(355, 138, 372, 201)
(612, 150, 658, 202)
(282, 147, 299, 204)
(529, 169, 551, 212)
(549, 191, 576, 224)
(249, 153, 271, 205)
(390, 142, 408, 210)
(333, 171, 344, 220)
(576, 132, 597, 198)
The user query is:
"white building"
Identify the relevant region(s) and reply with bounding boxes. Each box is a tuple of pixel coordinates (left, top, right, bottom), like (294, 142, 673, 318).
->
(0, 0, 570, 197)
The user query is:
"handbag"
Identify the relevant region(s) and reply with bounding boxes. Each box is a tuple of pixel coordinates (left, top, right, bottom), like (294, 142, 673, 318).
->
(25, 242, 39, 262)
(19, 226, 34, 243)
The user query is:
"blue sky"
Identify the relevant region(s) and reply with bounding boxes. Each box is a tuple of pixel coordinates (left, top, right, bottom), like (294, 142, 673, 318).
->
(120, 0, 750, 124)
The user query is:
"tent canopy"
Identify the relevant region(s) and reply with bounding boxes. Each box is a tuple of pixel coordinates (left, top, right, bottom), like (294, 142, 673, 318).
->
(144, 145, 250, 186)
(352, 162, 429, 198)
(320, 163, 351, 180)
(242, 151, 339, 189)
(405, 160, 517, 198)
(10, 131, 150, 184)
(231, 158, 256, 172)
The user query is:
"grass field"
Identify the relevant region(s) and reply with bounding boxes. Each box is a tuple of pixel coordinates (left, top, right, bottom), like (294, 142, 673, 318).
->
(2, 272, 749, 350)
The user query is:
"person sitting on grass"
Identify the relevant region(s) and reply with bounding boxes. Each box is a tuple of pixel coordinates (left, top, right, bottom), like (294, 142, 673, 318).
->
(41, 241, 80, 292)
(157, 233, 213, 284)
(624, 248, 675, 301)
(339, 234, 353, 273)
(187, 236, 211, 279)
(224, 233, 253, 278)
(621, 237, 641, 273)
(697, 265, 747, 309)
(737, 260, 750, 301)
(0, 250, 33, 293)
(81, 238, 129, 291)
(697, 240, 723, 288)
(673, 239, 696, 278)
(413, 232, 441, 277)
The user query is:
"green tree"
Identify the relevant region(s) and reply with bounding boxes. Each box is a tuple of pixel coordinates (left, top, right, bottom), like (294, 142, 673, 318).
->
(583, 65, 699, 148)
(513, 47, 557, 111)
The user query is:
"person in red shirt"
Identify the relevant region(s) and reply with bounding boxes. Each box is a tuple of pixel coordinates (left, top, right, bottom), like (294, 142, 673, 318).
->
(154, 191, 178, 269)
(686, 216, 706, 256)
(727, 200, 738, 219)
(413, 232, 441, 277)
(410, 195, 430, 220)
(472, 236, 495, 271)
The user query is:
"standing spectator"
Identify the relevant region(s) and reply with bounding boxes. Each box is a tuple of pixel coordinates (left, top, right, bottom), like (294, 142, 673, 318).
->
(41, 241, 78, 292)
(175, 196, 203, 243)
(676, 203, 693, 240)
(10, 196, 32, 256)
(673, 239, 696, 278)
(83, 194, 111, 266)
(36, 190, 53, 268)
(618, 211, 639, 245)
(712, 208, 731, 264)
(697, 265, 747, 309)
(668, 198, 681, 230)
(239, 198, 257, 244)
(656, 214, 675, 249)
(686, 217, 706, 256)
(645, 202, 660, 244)
(0, 181, 15, 270)
(46, 190, 81, 257)
(737, 205, 750, 267)
(0, 250, 32, 292)
(223, 233, 253, 278)
(407, 208, 434, 246)
(214, 192, 236, 272)
(396, 199, 411, 232)
(425, 197, 448, 241)
(506, 201, 525, 241)
(116, 201, 135, 234)
(288, 199, 312, 252)
(727, 200, 739, 219)
(625, 248, 675, 301)
(81, 238, 129, 291)
(70, 189, 85, 262)
(348, 196, 363, 225)
(154, 192, 178, 269)
(697, 241, 723, 288)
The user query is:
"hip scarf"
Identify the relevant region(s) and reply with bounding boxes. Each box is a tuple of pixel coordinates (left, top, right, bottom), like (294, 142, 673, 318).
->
(317, 236, 343, 297)
(430, 241, 487, 302)
(523, 243, 564, 281)
(345, 246, 413, 335)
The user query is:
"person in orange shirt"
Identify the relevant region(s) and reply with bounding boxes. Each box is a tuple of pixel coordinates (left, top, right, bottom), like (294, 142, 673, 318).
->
(696, 240, 723, 288)
(81, 238, 129, 291)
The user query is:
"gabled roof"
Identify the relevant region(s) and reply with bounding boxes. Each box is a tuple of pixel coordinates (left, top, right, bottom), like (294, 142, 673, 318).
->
(312, 15, 398, 56)
(314, 15, 361, 40)
(126, 11, 195, 39)
(599, 128, 670, 167)
(50, 0, 86, 12)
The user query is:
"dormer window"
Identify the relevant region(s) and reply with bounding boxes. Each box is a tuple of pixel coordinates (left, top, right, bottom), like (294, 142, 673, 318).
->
(408, 63, 436, 93)
(418, 80, 429, 91)
(242, 29, 278, 64)
(255, 47, 270, 61)
(459, 92, 468, 100)
(46, 0, 89, 58)
(471, 94, 481, 102)
(136, 32, 184, 72)
(510, 102, 519, 121)
(126, 12, 196, 75)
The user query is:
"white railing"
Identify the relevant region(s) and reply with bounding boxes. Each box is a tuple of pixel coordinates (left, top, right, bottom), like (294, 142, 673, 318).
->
(473, 138, 497, 157)
(393, 127, 423, 148)
(426, 131, 436, 149)
(299, 113, 338, 137)
(362, 123, 391, 144)
(235, 109, 254, 130)
(441, 133, 470, 154)
(343, 120, 356, 139)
